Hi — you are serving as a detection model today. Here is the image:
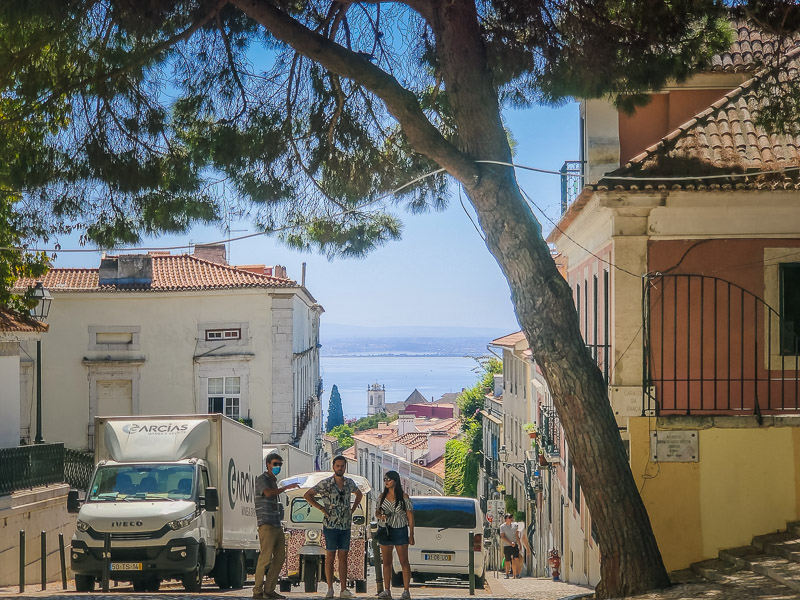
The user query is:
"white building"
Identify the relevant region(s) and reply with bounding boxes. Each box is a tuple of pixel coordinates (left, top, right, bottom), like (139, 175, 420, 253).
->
(366, 382, 386, 415)
(351, 415, 460, 499)
(0, 308, 47, 448)
(15, 246, 324, 455)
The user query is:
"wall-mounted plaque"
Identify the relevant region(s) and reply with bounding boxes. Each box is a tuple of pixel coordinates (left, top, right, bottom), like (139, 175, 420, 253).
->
(650, 430, 699, 462)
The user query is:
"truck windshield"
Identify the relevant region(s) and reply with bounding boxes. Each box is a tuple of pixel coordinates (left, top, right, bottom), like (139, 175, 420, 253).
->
(88, 465, 195, 502)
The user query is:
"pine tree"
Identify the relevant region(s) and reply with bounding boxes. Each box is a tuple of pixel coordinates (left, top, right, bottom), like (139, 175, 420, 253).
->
(326, 385, 345, 432)
(5, 2, 797, 595)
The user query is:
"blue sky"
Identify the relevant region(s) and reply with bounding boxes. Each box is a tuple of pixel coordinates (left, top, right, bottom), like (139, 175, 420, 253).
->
(46, 103, 579, 333)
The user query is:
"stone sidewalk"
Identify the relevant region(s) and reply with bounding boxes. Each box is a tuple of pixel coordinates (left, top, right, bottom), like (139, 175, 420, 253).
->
(484, 572, 594, 599)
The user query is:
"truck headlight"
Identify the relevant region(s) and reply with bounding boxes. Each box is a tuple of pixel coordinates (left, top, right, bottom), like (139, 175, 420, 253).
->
(76, 520, 89, 532)
(167, 513, 196, 530)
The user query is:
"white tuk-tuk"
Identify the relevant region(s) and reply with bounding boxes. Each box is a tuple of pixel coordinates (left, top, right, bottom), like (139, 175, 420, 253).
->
(277, 472, 372, 593)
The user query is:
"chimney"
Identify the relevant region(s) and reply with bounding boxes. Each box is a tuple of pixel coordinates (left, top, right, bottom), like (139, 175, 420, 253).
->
(302, 262, 306, 287)
(98, 255, 153, 286)
(193, 243, 227, 265)
(493, 374, 504, 398)
(426, 431, 449, 461)
(397, 414, 416, 436)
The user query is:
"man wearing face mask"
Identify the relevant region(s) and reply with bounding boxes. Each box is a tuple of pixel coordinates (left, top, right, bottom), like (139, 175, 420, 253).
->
(253, 452, 300, 599)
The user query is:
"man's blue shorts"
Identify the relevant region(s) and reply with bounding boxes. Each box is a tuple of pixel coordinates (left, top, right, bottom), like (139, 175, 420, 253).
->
(323, 527, 352, 551)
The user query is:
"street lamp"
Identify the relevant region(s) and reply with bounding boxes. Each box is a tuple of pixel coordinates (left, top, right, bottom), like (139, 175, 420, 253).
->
(29, 281, 52, 444)
(498, 445, 527, 474)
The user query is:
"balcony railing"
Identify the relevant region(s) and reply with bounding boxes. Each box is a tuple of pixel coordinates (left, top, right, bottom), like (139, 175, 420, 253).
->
(65, 448, 95, 491)
(0, 443, 65, 496)
(538, 406, 561, 458)
(644, 273, 800, 416)
(560, 160, 584, 214)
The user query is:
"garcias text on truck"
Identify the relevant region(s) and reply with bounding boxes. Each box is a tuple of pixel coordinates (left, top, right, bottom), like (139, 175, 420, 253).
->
(67, 414, 262, 592)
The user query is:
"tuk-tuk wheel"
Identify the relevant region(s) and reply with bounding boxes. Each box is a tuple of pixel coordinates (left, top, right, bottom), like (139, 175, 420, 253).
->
(355, 580, 367, 593)
(279, 580, 292, 593)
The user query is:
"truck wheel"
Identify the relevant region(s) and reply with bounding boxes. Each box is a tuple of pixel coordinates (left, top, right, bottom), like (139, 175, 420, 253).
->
(183, 554, 204, 593)
(228, 550, 246, 589)
(214, 551, 231, 589)
(75, 574, 95, 592)
(303, 557, 318, 593)
(475, 574, 485, 589)
(355, 580, 367, 593)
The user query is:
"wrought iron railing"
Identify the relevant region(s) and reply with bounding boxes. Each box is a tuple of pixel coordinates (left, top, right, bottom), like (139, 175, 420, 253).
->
(65, 448, 95, 491)
(295, 396, 317, 442)
(560, 160, 584, 214)
(538, 406, 561, 457)
(0, 443, 65, 496)
(644, 273, 800, 416)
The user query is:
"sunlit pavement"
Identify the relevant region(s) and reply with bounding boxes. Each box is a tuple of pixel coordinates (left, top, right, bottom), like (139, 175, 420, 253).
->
(1, 571, 593, 600)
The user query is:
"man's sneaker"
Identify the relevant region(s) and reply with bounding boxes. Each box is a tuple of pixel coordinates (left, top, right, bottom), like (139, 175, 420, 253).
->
(266, 592, 286, 599)
(325, 587, 335, 599)
(400, 591, 411, 600)
(340, 588, 353, 599)
(376, 590, 392, 599)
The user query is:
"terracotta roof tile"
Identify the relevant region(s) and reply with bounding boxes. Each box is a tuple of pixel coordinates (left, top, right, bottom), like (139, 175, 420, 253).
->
(424, 455, 446, 479)
(711, 20, 800, 73)
(490, 331, 527, 348)
(16, 254, 295, 293)
(395, 432, 428, 450)
(598, 47, 800, 190)
(342, 446, 356, 460)
(415, 418, 461, 436)
(0, 308, 48, 333)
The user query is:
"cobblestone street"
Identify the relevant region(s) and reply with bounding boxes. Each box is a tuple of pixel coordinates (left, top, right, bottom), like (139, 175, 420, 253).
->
(0, 570, 593, 600)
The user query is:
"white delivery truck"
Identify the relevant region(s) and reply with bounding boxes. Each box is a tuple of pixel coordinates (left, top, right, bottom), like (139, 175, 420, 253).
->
(262, 443, 314, 480)
(67, 414, 262, 593)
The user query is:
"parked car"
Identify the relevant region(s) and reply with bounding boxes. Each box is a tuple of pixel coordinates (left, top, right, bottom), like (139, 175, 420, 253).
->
(391, 496, 486, 588)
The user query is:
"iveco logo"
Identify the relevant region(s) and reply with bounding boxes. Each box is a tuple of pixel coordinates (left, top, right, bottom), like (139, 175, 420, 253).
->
(436, 533, 442, 540)
(111, 521, 143, 527)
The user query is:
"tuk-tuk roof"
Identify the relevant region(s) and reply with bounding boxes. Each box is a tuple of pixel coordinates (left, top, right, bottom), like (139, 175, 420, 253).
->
(279, 471, 372, 494)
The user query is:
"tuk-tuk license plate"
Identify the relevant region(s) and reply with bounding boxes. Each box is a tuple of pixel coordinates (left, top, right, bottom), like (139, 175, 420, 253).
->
(423, 554, 451, 561)
(110, 562, 142, 571)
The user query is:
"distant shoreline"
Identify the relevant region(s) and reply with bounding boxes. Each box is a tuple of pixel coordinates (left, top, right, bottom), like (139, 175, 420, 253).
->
(323, 353, 484, 358)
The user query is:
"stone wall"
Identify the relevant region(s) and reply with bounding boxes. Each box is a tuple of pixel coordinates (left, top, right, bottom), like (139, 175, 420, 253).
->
(0, 484, 76, 587)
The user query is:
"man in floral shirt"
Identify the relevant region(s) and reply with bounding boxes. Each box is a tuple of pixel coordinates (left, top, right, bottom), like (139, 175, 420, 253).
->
(303, 456, 362, 599)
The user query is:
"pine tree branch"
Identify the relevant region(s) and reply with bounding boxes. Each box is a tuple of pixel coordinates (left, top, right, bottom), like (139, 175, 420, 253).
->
(229, 0, 480, 186)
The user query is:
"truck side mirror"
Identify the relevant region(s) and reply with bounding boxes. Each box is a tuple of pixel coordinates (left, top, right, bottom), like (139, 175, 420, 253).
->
(67, 490, 83, 514)
(203, 487, 219, 512)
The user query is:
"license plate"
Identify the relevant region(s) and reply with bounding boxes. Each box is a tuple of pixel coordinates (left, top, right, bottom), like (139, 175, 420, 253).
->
(423, 553, 451, 561)
(110, 562, 142, 571)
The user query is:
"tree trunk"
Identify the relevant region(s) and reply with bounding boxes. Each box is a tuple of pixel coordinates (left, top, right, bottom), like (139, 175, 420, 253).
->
(234, 0, 671, 595)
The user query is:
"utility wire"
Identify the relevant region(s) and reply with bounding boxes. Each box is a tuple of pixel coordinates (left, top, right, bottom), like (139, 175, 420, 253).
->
(3, 158, 798, 255)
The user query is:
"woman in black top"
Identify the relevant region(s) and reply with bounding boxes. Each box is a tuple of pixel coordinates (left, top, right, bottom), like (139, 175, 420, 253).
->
(375, 471, 415, 600)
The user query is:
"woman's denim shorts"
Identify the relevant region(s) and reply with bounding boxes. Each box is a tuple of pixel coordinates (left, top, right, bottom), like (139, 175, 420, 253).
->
(380, 525, 409, 546)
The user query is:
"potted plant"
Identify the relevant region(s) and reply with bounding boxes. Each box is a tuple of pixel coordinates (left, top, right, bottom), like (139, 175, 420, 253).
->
(537, 447, 549, 466)
(523, 423, 537, 439)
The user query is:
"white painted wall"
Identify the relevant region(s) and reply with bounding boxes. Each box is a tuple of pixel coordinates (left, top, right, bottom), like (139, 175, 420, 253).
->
(0, 347, 21, 448)
(20, 286, 321, 450)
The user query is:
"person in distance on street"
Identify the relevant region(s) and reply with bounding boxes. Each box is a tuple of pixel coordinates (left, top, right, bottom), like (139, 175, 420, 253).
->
(500, 513, 521, 579)
(303, 455, 363, 599)
(253, 452, 300, 599)
(375, 470, 415, 600)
